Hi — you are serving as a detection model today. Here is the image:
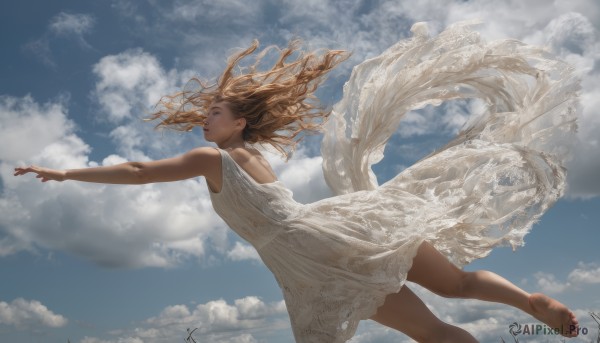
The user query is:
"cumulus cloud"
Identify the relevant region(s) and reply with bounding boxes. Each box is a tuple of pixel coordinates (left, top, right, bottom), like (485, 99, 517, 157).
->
(0, 94, 225, 268)
(0, 94, 79, 165)
(86, 296, 288, 343)
(0, 298, 67, 329)
(90, 48, 208, 163)
(272, 149, 333, 204)
(91, 48, 186, 124)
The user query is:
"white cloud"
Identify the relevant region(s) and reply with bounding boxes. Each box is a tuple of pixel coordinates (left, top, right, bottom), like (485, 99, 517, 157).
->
(94, 296, 288, 343)
(396, 100, 477, 139)
(49, 12, 95, 36)
(0, 94, 224, 268)
(0, 94, 78, 162)
(226, 241, 260, 262)
(0, 298, 67, 329)
(90, 48, 205, 162)
(534, 271, 571, 294)
(146, 296, 286, 328)
(271, 149, 333, 205)
(543, 12, 597, 55)
(526, 261, 600, 296)
(91, 48, 184, 123)
(568, 262, 600, 284)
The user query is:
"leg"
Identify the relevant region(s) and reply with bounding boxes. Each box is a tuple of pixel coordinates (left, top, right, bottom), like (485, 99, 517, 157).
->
(369, 284, 478, 343)
(406, 240, 579, 337)
(406, 241, 530, 310)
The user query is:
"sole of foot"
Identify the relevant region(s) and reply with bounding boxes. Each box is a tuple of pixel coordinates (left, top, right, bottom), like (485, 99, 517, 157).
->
(528, 293, 579, 338)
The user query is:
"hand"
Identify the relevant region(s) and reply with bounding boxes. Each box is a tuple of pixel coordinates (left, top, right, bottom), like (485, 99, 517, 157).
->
(13, 165, 66, 182)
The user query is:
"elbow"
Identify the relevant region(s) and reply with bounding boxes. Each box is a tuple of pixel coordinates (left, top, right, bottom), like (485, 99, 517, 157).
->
(128, 162, 150, 184)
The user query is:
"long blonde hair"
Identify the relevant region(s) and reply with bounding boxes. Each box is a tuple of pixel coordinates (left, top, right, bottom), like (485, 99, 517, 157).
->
(146, 38, 351, 161)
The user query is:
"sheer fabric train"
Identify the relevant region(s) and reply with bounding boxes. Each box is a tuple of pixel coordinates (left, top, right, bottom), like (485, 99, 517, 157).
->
(208, 20, 580, 343)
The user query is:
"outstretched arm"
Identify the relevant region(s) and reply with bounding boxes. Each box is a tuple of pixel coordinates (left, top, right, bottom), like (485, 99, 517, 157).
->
(13, 147, 218, 185)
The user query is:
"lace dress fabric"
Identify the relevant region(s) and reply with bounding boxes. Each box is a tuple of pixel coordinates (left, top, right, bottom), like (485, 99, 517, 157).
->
(207, 19, 580, 343)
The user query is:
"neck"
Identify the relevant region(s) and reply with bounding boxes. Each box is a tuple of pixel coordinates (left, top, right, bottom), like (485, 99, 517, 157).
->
(216, 136, 247, 150)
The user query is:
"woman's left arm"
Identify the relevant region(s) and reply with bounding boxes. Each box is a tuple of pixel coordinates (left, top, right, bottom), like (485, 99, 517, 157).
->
(13, 147, 217, 184)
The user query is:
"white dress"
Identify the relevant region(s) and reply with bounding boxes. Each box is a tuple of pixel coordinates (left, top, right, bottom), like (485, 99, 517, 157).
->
(207, 20, 580, 343)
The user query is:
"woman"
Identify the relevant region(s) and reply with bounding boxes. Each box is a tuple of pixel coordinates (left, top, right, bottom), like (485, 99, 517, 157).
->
(14, 21, 580, 342)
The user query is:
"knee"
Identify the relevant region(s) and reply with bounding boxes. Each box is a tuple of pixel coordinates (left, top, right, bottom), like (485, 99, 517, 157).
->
(437, 270, 470, 299)
(454, 270, 480, 298)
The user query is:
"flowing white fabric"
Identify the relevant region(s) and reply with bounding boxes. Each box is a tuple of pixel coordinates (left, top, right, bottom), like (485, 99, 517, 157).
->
(207, 20, 580, 343)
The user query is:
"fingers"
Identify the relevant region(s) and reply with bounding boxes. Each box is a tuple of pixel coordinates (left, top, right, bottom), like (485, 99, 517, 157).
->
(13, 166, 43, 181)
(35, 173, 50, 182)
(13, 165, 62, 182)
(13, 167, 31, 176)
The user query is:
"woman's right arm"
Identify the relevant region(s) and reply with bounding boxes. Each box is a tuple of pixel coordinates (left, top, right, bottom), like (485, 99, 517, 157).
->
(14, 147, 219, 184)
(65, 162, 148, 184)
(13, 163, 143, 184)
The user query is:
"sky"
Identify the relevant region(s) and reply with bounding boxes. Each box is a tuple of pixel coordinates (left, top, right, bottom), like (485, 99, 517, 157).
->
(1, 1, 599, 342)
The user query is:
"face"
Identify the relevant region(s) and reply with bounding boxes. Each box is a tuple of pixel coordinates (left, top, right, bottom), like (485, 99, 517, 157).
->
(203, 101, 246, 144)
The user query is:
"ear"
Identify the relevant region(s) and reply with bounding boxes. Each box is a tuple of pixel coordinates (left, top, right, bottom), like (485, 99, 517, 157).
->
(237, 117, 247, 129)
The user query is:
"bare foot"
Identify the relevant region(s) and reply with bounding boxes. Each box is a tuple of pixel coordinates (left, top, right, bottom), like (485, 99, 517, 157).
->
(528, 293, 579, 337)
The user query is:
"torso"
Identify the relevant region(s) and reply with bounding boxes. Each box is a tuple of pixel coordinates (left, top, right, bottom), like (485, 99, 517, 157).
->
(206, 147, 278, 193)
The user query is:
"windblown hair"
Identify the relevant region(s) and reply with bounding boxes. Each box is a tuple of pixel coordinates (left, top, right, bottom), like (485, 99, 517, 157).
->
(146, 38, 351, 161)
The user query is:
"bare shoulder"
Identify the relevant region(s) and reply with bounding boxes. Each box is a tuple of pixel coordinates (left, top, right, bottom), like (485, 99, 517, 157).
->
(183, 146, 222, 179)
(185, 146, 221, 158)
(227, 147, 278, 182)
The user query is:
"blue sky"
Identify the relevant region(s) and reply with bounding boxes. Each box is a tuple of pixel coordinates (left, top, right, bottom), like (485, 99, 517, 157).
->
(1, 1, 599, 342)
